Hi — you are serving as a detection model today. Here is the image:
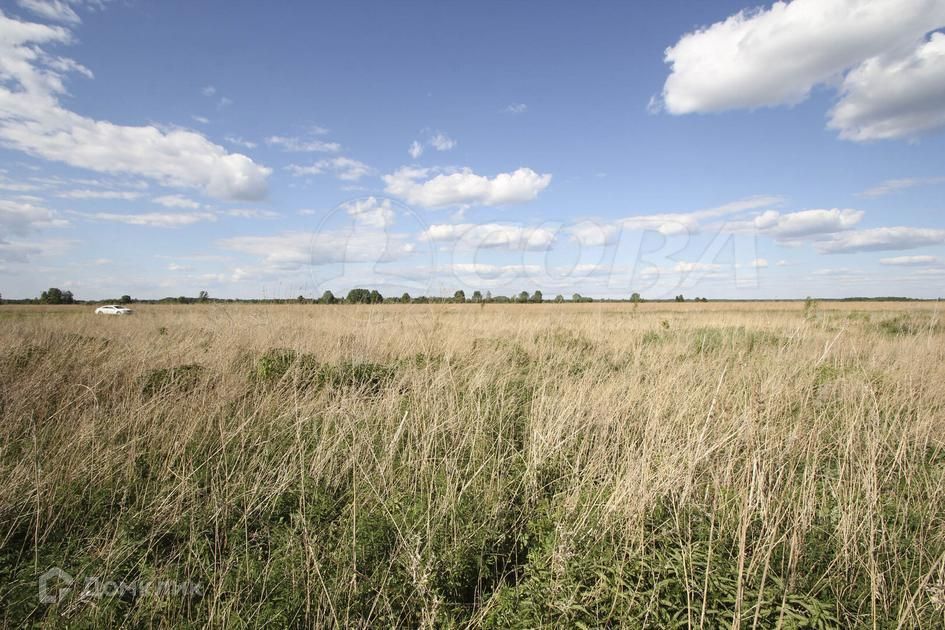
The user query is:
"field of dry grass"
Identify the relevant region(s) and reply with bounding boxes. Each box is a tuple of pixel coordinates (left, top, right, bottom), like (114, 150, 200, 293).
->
(2, 301, 944, 627)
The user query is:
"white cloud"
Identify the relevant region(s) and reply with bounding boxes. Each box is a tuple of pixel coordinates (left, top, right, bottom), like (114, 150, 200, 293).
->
(0, 198, 68, 234)
(429, 132, 456, 151)
(709, 195, 787, 215)
(201, 85, 216, 97)
(57, 189, 143, 200)
(224, 135, 257, 149)
(0, 172, 41, 191)
(0, 236, 73, 263)
(408, 131, 457, 158)
(829, 32, 945, 141)
(637, 261, 730, 282)
(659, 0, 945, 141)
(420, 223, 555, 250)
(505, 103, 527, 114)
(811, 267, 864, 277)
(617, 195, 787, 237)
(286, 157, 373, 181)
(859, 176, 945, 197)
(76, 211, 218, 228)
(0, 12, 271, 200)
(660, 0, 945, 115)
(749, 258, 769, 268)
(191, 115, 209, 124)
(754, 208, 863, 239)
(912, 267, 945, 276)
(879, 254, 940, 265)
(15, 0, 80, 24)
(567, 195, 784, 244)
(30, 175, 150, 191)
(222, 208, 279, 219)
(341, 197, 395, 228)
(266, 135, 341, 153)
(449, 262, 542, 279)
(673, 261, 722, 273)
(153, 194, 201, 209)
(817, 226, 945, 253)
(383, 166, 551, 209)
(219, 229, 415, 268)
(624, 213, 701, 236)
(567, 221, 619, 246)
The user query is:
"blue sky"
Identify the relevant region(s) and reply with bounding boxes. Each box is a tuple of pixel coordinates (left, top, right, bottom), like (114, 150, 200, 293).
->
(1, 0, 945, 300)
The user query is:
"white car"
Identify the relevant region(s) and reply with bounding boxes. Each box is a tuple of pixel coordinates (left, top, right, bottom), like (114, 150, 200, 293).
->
(95, 304, 134, 315)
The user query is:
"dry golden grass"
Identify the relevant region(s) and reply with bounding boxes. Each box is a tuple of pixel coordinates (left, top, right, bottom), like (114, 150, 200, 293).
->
(1, 301, 944, 627)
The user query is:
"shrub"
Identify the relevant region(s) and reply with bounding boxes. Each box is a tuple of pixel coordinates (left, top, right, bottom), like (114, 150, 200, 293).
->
(875, 315, 941, 336)
(804, 296, 818, 321)
(253, 348, 297, 382)
(140, 364, 205, 398)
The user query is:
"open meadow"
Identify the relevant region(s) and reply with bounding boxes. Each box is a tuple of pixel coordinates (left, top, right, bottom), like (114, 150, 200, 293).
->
(2, 301, 945, 627)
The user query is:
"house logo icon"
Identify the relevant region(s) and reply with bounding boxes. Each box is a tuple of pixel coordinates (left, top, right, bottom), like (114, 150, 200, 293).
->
(38, 567, 74, 604)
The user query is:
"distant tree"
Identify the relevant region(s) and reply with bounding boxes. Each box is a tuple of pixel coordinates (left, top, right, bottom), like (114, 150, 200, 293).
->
(530, 290, 542, 303)
(198, 290, 209, 303)
(320, 290, 336, 304)
(485, 290, 493, 303)
(675, 294, 685, 302)
(401, 292, 411, 304)
(40, 288, 60, 304)
(517, 291, 530, 303)
(346, 288, 369, 304)
(554, 294, 564, 303)
(120, 294, 132, 304)
(40, 288, 74, 304)
(454, 289, 466, 303)
(177, 296, 190, 304)
(572, 293, 582, 302)
(297, 295, 305, 303)
(630, 292, 641, 303)
(342, 288, 383, 304)
(471, 290, 482, 303)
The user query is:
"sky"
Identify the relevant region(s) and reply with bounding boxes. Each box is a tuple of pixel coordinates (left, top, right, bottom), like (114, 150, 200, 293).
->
(1, 0, 945, 300)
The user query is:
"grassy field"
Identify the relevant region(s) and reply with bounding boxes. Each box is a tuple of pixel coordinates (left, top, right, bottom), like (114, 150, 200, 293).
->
(2, 301, 944, 627)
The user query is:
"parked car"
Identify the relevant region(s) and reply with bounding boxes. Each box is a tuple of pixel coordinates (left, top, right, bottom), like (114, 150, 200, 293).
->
(95, 304, 134, 315)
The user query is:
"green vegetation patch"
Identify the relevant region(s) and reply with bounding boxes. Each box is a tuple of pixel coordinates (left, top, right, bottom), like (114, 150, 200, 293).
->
(253, 348, 297, 381)
(689, 326, 785, 356)
(484, 502, 841, 629)
(140, 363, 206, 398)
(876, 314, 941, 336)
(471, 337, 531, 368)
(252, 348, 396, 394)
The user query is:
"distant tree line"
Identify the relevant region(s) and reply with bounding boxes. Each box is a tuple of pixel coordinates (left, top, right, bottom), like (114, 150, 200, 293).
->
(1, 287, 935, 306)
